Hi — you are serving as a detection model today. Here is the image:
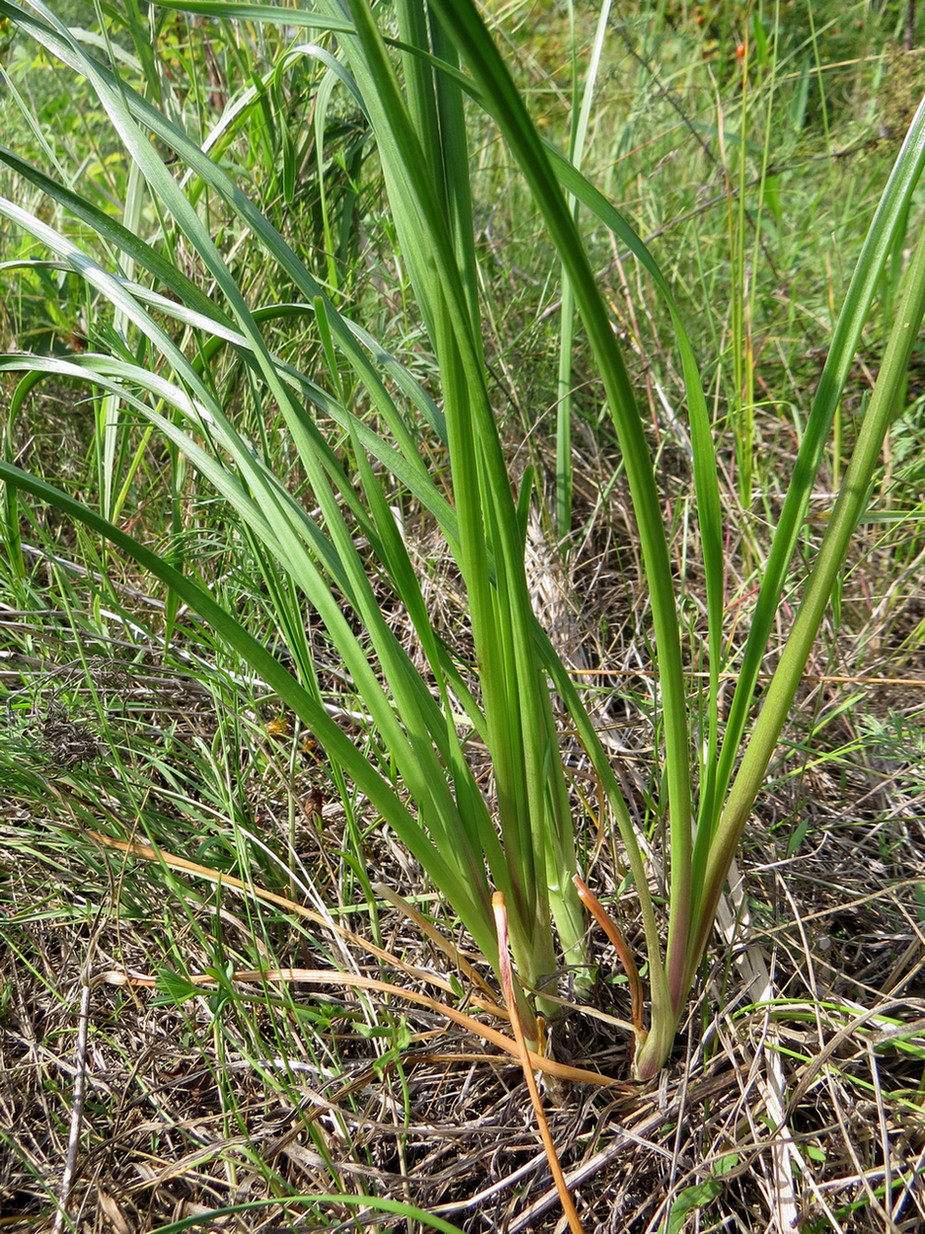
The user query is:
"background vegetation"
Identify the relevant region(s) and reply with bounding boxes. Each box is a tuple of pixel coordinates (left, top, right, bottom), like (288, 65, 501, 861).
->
(1, 1, 924, 1231)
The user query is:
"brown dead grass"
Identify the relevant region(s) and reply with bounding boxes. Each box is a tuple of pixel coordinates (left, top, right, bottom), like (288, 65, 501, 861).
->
(1, 803, 922, 1232)
(2, 567, 924, 1232)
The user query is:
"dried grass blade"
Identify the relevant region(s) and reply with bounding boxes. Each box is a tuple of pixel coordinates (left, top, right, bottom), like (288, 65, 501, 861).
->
(84, 829, 491, 1009)
(101, 964, 620, 1089)
(573, 874, 647, 1055)
(492, 891, 587, 1234)
(375, 881, 502, 1008)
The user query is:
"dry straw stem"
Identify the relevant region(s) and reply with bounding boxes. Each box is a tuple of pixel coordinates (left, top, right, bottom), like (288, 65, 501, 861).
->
(493, 890, 586, 1234)
(52, 978, 91, 1233)
(82, 826, 489, 1008)
(573, 873, 647, 1053)
(100, 964, 618, 1090)
(87, 828, 621, 1089)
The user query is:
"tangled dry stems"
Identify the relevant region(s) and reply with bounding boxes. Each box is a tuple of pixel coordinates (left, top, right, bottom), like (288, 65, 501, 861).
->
(1, 572, 923, 1232)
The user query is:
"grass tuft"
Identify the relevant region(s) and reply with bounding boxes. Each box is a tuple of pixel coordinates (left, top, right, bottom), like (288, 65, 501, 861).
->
(1, 2, 924, 1230)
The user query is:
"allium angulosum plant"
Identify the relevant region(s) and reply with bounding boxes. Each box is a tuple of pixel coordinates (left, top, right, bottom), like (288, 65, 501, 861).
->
(2, 0, 925, 1081)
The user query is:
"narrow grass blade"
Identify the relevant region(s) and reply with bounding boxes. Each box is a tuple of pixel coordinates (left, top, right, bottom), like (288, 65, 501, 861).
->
(688, 209, 925, 984)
